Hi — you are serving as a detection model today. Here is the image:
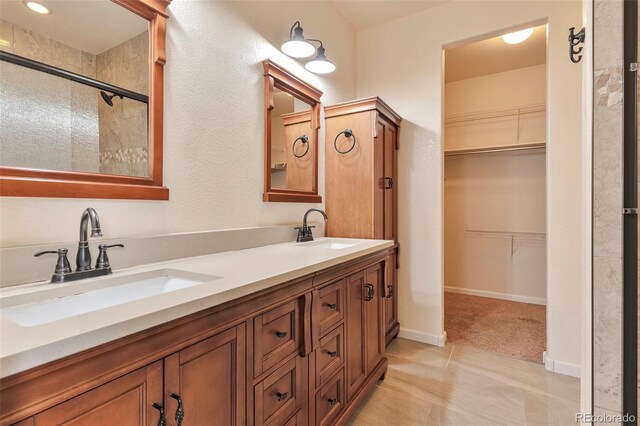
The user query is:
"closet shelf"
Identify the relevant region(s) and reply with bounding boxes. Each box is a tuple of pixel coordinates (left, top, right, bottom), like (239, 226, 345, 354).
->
(444, 102, 546, 126)
(465, 229, 546, 256)
(444, 141, 546, 157)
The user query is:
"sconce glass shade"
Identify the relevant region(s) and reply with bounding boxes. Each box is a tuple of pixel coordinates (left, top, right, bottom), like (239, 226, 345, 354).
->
(305, 46, 336, 74)
(281, 25, 315, 58)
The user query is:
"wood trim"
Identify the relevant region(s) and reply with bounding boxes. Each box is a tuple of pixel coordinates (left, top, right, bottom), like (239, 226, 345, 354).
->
(324, 97, 402, 127)
(263, 59, 322, 203)
(282, 111, 312, 126)
(0, 176, 169, 200)
(0, 0, 171, 200)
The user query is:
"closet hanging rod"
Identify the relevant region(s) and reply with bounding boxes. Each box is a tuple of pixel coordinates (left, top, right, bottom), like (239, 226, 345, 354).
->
(444, 142, 546, 157)
(444, 102, 546, 125)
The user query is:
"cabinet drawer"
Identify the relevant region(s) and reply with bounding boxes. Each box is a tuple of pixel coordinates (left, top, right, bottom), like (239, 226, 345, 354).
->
(315, 324, 344, 389)
(314, 368, 345, 426)
(254, 356, 305, 426)
(254, 300, 300, 376)
(317, 279, 344, 336)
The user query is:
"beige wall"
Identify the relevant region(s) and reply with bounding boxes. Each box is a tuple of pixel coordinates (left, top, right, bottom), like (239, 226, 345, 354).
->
(0, 1, 356, 247)
(444, 65, 546, 304)
(357, 0, 583, 371)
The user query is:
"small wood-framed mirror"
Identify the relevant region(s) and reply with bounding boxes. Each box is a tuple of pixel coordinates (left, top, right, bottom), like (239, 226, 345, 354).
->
(0, 0, 171, 200)
(263, 60, 322, 203)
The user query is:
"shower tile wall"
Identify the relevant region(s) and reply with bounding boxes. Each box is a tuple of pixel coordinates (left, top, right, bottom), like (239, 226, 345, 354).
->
(96, 31, 149, 177)
(593, 0, 624, 420)
(0, 20, 100, 173)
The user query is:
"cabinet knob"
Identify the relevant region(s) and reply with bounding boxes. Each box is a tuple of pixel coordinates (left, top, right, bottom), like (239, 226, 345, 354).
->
(275, 331, 288, 338)
(386, 284, 394, 298)
(276, 391, 289, 401)
(328, 398, 338, 406)
(170, 393, 185, 426)
(326, 303, 337, 309)
(327, 351, 337, 358)
(153, 403, 167, 426)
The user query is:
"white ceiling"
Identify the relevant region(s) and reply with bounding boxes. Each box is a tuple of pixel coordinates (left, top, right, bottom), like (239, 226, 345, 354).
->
(330, 0, 446, 30)
(0, 0, 148, 55)
(445, 25, 547, 82)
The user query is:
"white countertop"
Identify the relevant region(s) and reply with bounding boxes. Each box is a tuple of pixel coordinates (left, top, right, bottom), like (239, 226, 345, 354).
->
(0, 238, 393, 378)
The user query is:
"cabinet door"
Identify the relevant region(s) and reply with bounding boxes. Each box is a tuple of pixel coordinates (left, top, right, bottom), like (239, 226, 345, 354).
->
(365, 263, 385, 373)
(33, 361, 163, 426)
(165, 324, 246, 426)
(345, 270, 367, 401)
(383, 123, 397, 241)
(384, 249, 399, 341)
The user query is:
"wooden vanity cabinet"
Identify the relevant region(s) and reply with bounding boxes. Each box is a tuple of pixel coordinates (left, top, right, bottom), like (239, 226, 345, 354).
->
(324, 97, 402, 346)
(1, 251, 391, 426)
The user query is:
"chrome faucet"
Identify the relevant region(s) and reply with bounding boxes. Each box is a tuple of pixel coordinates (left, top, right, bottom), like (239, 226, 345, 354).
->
(34, 208, 124, 283)
(295, 208, 328, 242)
(77, 207, 102, 271)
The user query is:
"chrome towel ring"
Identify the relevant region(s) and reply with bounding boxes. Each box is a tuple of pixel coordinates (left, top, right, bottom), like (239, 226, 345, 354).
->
(292, 135, 310, 158)
(334, 129, 356, 154)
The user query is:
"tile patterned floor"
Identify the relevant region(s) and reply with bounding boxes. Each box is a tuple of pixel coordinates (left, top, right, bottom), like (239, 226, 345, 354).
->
(349, 338, 580, 426)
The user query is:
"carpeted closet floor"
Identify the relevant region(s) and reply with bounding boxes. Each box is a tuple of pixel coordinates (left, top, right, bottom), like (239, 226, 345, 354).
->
(444, 292, 546, 364)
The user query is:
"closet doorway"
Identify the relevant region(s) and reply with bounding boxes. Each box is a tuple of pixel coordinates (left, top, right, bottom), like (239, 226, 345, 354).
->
(443, 25, 548, 364)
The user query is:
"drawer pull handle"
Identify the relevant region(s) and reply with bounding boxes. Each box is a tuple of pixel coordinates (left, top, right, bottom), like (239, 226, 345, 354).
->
(326, 303, 337, 309)
(386, 284, 394, 298)
(327, 350, 337, 357)
(275, 331, 288, 338)
(153, 403, 167, 426)
(276, 392, 289, 401)
(170, 393, 185, 426)
(328, 398, 338, 406)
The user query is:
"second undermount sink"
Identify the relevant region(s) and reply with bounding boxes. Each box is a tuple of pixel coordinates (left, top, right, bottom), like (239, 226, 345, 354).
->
(1, 269, 221, 327)
(296, 238, 362, 250)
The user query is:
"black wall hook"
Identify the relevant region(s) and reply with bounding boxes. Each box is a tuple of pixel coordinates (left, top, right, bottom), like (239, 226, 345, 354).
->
(569, 27, 586, 63)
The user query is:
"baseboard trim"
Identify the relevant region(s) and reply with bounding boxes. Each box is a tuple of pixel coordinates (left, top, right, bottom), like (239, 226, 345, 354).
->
(444, 286, 547, 306)
(399, 327, 447, 347)
(543, 351, 581, 378)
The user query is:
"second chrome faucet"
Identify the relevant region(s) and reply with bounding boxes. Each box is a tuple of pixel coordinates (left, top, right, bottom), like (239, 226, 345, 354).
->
(295, 208, 328, 242)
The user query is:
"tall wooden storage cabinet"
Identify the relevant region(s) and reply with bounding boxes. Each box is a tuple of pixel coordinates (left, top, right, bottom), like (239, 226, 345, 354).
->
(324, 97, 401, 345)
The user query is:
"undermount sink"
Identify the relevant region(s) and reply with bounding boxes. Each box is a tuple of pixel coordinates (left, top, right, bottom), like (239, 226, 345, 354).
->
(296, 238, 361, 250)
(1, 269, 221, 327)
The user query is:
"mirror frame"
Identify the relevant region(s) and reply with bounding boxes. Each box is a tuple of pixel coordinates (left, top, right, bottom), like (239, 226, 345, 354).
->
(0, 0, 171, 200)
(263, 60, 322, 203)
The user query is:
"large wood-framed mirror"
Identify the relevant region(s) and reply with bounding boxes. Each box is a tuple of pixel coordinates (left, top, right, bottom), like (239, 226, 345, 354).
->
(0, 0, 171, 200)
(263, 60, 322, 203)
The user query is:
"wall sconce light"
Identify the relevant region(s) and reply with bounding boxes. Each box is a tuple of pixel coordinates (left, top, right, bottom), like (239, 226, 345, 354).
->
(281, 21, 335, 74)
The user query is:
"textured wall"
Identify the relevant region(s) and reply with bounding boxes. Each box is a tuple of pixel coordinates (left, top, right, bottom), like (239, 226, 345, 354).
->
(0, 1, 357, 246)
(592, 0, 624, 417)
(357, 0, 583, 371)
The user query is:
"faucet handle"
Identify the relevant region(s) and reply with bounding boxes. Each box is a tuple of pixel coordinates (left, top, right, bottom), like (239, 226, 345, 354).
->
(35, 248, 72, 275)
(96, 244, 124, 269)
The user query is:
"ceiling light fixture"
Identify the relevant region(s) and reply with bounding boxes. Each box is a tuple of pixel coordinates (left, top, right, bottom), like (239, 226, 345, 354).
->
(281, 21, 336, 74)
(281, 21, 315, 58)
(23, 1, 51, 14)
(305, 43, 336, 74)
(502, 28, 533, 44)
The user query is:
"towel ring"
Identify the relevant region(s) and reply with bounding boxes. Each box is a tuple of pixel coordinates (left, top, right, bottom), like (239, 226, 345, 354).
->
(334, 129, 356, 154)
(292, 135, 310, 158)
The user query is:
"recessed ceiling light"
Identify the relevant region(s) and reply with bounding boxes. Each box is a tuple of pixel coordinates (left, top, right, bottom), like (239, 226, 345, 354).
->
(23, 1, 51, 15)
(502, 28, 533, 45)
